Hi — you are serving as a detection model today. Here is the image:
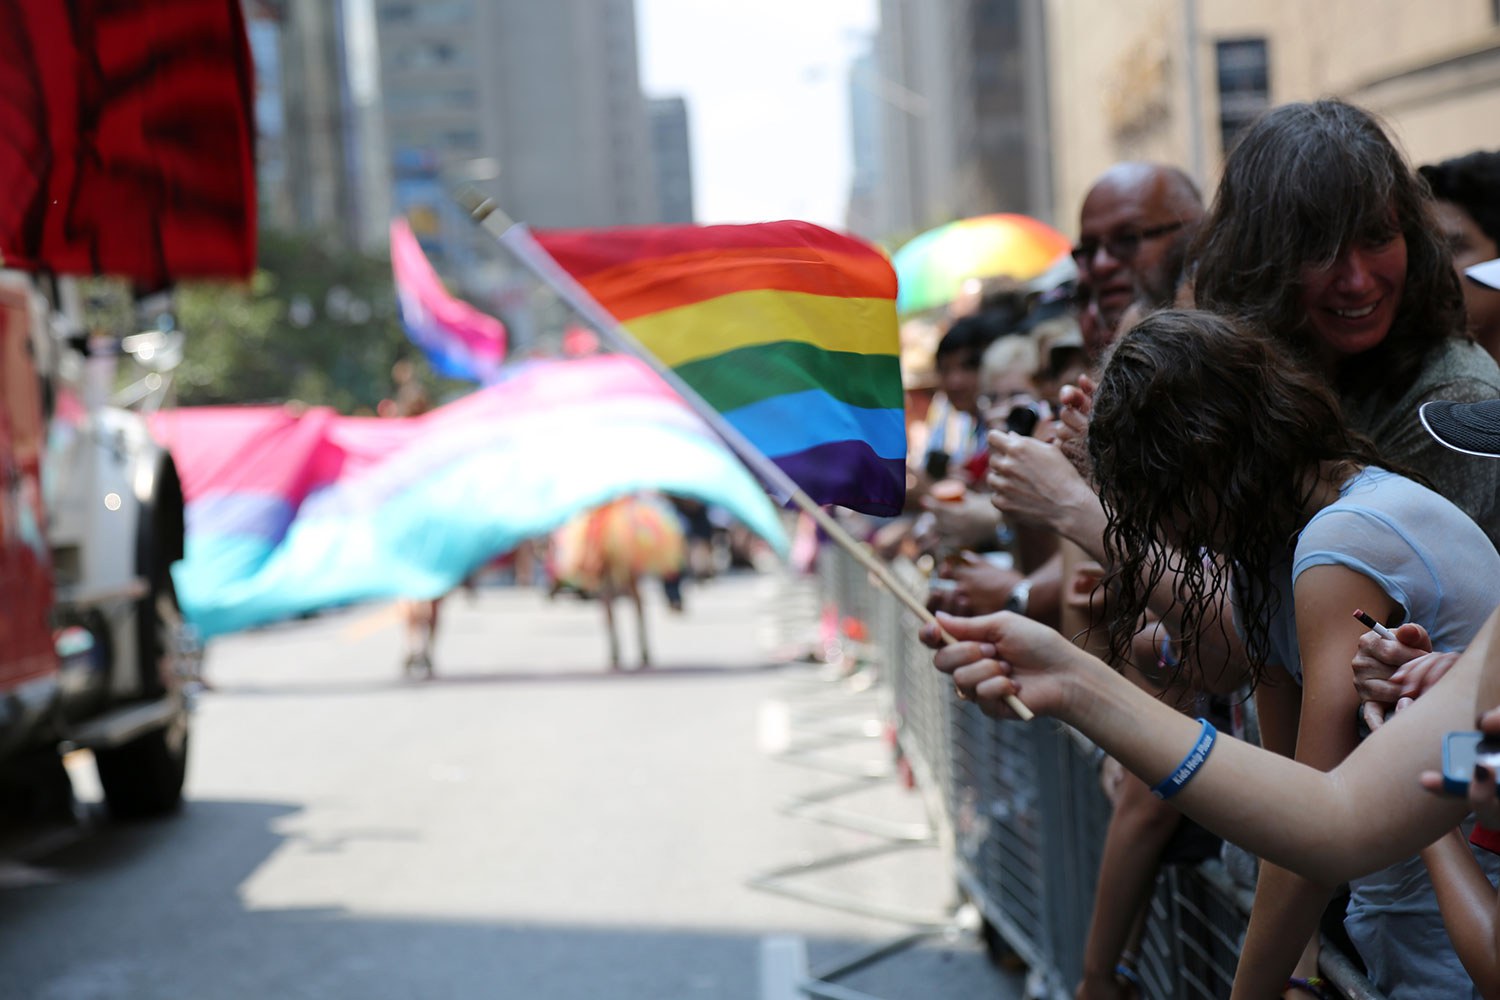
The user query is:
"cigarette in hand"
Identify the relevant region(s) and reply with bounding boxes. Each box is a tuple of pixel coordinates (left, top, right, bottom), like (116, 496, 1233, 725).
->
(1353, 609, 1397, 641)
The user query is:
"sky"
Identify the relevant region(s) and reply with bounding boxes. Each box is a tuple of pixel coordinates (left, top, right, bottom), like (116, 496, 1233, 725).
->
(635, 0, 879, 229)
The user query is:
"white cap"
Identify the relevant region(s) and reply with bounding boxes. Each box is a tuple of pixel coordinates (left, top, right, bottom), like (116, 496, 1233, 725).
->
(1466, 257, 1500, 290)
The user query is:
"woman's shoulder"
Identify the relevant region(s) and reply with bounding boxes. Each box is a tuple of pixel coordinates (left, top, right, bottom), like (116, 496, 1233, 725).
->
(1327, 466, 1467, 515)
(1408, 339, 1500, 401)
(1342, 340, 1499, 437)
(1301, 468, 1492, 558)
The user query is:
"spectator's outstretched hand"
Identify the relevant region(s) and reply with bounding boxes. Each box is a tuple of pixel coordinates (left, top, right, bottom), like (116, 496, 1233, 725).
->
(1353, 622, 1433, 732)
(921, 610, 1082, 720)
(918, 487, 1001, 551)
(1054, 374, 1097, 446)
(946, 550, 1023, 616)
(1421, 706, 1500, 829)
(926, 552, 1019, 616)
(1391, 650, 1462, 702)
(987, 431, 1094, 531)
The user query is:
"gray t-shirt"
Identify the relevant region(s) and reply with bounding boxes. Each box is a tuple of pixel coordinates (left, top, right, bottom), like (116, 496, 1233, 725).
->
(1341, 338, 1500, 553)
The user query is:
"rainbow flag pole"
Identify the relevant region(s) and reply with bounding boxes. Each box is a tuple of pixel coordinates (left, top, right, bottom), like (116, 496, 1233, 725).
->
(460, 191, 1032, 720)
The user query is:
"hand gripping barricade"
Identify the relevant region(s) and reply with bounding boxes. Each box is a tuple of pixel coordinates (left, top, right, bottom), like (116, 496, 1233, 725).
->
(820, 542, 1387, 1000)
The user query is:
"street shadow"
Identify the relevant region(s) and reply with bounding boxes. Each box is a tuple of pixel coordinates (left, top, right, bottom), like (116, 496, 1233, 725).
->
(0, 799, 1020, 1000)
(0, 798, 299, 887)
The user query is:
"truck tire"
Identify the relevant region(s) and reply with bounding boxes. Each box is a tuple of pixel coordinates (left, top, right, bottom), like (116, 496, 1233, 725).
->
(135, 458, 185, 696)
(102, 457, 190, 821)
(94, 711, 188, 820)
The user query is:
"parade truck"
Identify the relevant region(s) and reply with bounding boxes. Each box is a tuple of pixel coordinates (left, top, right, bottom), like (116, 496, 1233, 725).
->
(0, 273, 194, 825)
(0, 0, 255, 827)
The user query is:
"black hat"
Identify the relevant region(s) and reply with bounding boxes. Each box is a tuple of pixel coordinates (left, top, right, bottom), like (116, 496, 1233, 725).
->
(1419, 399, 1500, 459)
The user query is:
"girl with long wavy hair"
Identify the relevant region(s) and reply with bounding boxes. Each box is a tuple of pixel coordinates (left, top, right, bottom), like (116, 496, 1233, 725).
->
(1086, 310, 1500, 999)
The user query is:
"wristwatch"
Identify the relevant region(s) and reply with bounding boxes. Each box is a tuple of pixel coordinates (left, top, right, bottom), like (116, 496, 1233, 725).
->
(1004, 578, 1033, 616)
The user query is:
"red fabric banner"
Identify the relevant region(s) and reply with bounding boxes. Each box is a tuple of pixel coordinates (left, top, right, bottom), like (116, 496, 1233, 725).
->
(0, 0, 256, 287)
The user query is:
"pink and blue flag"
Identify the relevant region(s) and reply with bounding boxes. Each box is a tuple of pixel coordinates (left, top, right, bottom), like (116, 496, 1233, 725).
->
(390, 217, 506, 382)
(150, 356, 787, 638)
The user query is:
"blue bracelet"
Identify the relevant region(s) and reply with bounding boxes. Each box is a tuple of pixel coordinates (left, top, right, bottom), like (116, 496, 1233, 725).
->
(1150, 718, 1217, 800)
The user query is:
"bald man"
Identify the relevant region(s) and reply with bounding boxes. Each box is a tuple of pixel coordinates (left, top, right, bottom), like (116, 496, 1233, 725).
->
(1072, 162, 1204, 343)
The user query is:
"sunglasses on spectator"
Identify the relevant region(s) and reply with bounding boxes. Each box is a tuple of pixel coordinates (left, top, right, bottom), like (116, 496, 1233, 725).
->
(1071, 221, 1186, 266)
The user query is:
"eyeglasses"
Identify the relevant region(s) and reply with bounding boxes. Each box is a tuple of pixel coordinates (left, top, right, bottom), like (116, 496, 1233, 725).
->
(1071, 220, 1186, 266)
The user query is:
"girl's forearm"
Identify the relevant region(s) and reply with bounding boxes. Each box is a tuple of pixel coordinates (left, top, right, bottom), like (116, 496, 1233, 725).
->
(1080, 774, 1180, 982)
(1059, 659, 1468, 883)
(1057, 488, 1109, 562)
(1230, 863, 1332, 1000)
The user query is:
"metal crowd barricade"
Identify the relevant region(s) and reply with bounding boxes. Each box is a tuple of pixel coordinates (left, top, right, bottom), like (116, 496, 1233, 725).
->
(817, 542, 1385, 1000)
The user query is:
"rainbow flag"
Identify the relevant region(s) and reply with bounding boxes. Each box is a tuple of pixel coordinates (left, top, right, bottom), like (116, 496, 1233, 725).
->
(391, 217, 506, 382)
(523, 221, 906, 516)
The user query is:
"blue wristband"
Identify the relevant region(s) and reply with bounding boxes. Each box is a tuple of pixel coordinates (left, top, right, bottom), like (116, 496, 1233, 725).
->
(1150, 717, 1217, 800)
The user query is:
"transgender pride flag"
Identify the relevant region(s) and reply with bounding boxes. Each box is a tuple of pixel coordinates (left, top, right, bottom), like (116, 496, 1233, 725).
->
(390, 217, 506, 382)
(150, 356, 787, 638)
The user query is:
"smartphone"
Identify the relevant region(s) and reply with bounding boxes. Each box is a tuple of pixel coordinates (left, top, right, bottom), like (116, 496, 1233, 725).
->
(1004, 403, 1042, 438)
(1440, 731, 1500, 795)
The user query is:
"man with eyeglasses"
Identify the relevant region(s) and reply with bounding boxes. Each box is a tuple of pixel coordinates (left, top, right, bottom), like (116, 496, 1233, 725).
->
(1073, 162, 1203, 338)
(973, 162, 1205, 626)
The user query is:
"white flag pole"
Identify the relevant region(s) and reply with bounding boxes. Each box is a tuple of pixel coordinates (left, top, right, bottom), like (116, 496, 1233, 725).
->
(461, 193, 1031, 720)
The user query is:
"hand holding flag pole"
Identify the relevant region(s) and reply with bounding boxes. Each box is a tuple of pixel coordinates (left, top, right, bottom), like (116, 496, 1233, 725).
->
(458, 189, 1032, 721)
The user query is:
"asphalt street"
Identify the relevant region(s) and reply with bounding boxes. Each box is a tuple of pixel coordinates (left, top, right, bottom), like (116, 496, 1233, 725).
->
(0, 571, 1023, 1000)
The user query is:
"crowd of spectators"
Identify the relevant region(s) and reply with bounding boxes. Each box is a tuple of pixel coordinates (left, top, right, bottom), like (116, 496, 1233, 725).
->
(883, 98, 1500, 998)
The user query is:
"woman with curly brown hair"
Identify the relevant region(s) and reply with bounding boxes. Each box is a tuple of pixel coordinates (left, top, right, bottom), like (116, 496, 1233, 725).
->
(1081, 310, 1500, 999)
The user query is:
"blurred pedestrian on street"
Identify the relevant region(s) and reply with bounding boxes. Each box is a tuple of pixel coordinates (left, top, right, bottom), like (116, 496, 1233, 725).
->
(382, 359, 442, 678)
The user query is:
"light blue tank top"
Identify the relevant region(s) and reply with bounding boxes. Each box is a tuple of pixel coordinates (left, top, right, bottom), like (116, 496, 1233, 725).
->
(1234, 467, 1500, 999)
(1246, 467, 1500, 685)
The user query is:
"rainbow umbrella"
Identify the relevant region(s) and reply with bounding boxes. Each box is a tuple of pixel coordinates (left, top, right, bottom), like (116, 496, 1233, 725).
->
(892, 213, 1072, 315)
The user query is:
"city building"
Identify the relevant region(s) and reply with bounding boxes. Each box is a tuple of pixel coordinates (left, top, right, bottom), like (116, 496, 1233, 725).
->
(650, 97, 695, 225)
(862, 0, 1048, 244)
(244, 0, 391, 252)
(870, 0, 964, 241)
(374, 0, 659, 277)
(844, 46, 886, 240)
(244, 1, 290, 233)
(1042, 0, 1500, 234)
(859, 0, 1499, 245)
